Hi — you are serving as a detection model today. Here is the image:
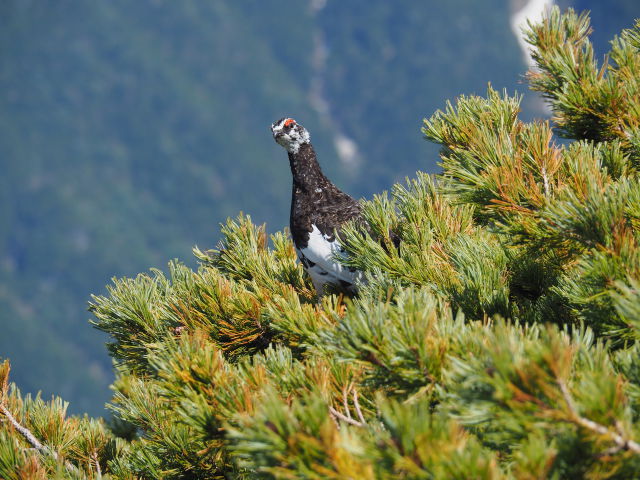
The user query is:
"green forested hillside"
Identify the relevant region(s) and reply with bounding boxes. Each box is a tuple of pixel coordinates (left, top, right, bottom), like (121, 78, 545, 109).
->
(0, 0, 638, 416)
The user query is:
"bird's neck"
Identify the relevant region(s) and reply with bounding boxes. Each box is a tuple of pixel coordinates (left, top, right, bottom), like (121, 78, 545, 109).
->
(288, 143, 327, 190)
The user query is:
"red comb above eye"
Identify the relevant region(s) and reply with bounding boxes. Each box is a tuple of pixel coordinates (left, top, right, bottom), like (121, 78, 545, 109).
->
(284, 118, 296, 127)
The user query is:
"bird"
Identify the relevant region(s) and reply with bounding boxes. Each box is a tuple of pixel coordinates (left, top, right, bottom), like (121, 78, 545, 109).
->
(271, 117, 363, 296)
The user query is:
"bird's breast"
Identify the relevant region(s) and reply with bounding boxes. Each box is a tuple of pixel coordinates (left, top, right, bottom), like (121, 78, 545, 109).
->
(296, 225, 361, 293)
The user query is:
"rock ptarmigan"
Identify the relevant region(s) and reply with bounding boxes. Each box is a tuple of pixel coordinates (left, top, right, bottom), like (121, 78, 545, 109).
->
(271, 117, 363, 296)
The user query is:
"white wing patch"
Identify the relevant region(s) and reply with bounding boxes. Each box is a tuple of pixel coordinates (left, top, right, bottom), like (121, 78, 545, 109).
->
(297, 224, 362, 294)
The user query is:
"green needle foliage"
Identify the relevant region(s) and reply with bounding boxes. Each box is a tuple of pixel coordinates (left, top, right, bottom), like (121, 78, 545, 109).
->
(2, 7, 640, 479)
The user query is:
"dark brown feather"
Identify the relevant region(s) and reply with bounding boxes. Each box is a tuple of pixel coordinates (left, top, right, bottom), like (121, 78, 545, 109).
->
(287, 143, 362, 249)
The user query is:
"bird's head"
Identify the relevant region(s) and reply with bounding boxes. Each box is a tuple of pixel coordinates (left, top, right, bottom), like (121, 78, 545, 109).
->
(271, 117, 310, 154)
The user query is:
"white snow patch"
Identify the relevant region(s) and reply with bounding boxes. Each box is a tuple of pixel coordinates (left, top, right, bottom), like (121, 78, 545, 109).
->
(310, 0, 327, 13)
(511, 0, 554, 68)
(309, 32, 330, 117)
(511, 0, 554, 114)
(333, 133, 361, 169)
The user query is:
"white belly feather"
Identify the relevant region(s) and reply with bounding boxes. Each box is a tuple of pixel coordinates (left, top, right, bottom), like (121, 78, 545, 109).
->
(297, 225, 362, 294)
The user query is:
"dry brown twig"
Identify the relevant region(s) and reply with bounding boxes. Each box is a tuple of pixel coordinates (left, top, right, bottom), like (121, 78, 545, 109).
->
(353, 389, 366, 425)
(329, 406, 364, 427)
(342, 384, 352, 420)
(92, 449, 102, 478)
(0, 400, 82, 475)
(558, 379, 640, 455)
(329, 386, 367, 428)
(0, 404, 54, 458)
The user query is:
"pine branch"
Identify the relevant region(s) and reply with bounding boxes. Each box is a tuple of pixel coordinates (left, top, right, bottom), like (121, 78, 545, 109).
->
(0, 403, 84, 476)
(329, 387, 367, 427)
(0, 404, 53, 458)
(558, 379, 640, 455)
(91, 449, 102, 478)
(76, 9, 640, 477)
(353, 389, 366, 425)
(328, 406, 365, 427)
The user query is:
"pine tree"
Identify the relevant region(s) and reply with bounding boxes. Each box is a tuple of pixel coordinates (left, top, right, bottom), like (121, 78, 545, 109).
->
(2, 7, 640, 479)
